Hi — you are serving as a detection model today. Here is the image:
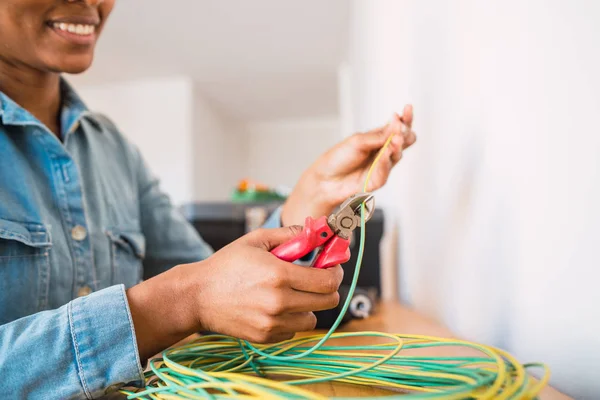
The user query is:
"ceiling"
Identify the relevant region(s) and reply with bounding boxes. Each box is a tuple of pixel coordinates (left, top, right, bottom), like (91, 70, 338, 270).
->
(69, 0, 349, 121)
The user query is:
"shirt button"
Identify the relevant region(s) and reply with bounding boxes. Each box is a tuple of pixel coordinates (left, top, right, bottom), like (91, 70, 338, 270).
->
(78, 286, 92, 297)
(71, 225, 87, 241)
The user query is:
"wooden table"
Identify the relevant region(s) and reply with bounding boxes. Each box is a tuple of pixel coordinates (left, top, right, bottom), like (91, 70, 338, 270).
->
(111, 301, 572, 399)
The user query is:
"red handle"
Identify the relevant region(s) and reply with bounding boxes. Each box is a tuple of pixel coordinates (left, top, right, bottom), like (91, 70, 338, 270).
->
(313, 236, 351, 269)
(271, 216, 333, 262)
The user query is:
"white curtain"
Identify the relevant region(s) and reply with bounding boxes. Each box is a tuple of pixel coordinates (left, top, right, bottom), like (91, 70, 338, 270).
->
(347, 0, 600, 397)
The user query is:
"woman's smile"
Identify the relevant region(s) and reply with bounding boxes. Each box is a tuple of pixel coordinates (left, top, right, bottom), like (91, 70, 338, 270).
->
(47, 16, 99, 46)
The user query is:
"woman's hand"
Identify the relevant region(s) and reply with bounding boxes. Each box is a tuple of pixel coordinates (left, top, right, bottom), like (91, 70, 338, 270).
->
(126, 226, 343, 360)
(281, 105, 416, 226)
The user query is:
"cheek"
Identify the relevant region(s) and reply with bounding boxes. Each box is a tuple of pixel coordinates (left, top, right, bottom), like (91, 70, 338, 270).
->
(0, 2, 43, 38)
(0, 11, 47, 61)
(98, 0, 116, 28)
(102, 0, 116, 13)
(0, 20, 34, 60)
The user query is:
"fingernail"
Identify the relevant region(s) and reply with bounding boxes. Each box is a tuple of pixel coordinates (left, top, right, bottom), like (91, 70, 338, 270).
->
(393, 134, 402, 146)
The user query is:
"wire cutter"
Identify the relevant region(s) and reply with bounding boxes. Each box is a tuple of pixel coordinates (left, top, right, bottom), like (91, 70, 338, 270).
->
(271, 193, 375, 269)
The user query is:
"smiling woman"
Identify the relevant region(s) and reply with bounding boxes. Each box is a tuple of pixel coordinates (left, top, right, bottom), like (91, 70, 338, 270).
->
(0, 1, 415, 399)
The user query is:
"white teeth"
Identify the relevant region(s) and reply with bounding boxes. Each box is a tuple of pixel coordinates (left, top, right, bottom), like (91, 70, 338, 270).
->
(52, 22, 95, 36)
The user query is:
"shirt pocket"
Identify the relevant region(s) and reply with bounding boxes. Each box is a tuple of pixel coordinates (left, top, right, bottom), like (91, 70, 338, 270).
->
(0, 219, 52, 324)
(106, 228, 146, 288)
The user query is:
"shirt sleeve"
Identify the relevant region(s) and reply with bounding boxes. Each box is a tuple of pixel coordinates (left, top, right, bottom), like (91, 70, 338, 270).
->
(0, 285, 144, 399)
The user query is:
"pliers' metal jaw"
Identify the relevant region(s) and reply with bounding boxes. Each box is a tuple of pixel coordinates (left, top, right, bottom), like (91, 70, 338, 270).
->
(327, 193, 375, 239)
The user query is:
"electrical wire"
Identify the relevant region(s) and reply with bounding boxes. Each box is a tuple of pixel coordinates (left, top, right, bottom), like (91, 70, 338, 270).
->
(122, 124, 550, 399)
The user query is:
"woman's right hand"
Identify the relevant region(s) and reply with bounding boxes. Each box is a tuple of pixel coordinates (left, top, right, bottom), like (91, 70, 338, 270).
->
(126, 226, 343, 360)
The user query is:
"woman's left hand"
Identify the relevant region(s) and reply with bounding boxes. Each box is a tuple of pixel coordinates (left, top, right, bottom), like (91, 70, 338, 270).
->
(281, 105, 416, 226)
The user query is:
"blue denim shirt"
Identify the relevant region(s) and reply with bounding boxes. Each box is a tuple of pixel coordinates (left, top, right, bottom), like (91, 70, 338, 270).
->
(0, 80, 282, 399)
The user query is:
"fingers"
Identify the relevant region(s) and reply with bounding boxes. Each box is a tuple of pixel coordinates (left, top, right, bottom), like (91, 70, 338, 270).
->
(405, 129, 417, 148)
(390, 128, 405, 165)
(348, 126, 388, 152)
(284, 291, 340, 313)
(387, 115, 404, 159)
(255, 333, 295, 344)
(400, 104, 414, 127)
(257, 284, 339, 315)
(284, 264, 344, 294)
(365, 114, 415, 189)
(278, 312, 318, 332)
(246, 226, 304, 251)
(366, 155, 394, 191)
(391, 150, 403, 166)
(250, 312, 317, 343)
(346, 105, 415, 167)
(389, 108, 416, 165)
(400, 104, 416, 151)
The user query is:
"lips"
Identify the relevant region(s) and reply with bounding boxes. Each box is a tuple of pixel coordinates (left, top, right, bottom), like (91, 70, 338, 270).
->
(47, 17, 100, 45)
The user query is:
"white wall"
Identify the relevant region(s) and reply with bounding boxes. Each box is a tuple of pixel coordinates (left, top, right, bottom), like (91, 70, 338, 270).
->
(241, 117, 340, 189)
(192, 88, 243, 201)
(348, 0, 600, 398)
(75, 77, 341, 206)
(75, 77, 195, 205)
(74, 77, 245, 204)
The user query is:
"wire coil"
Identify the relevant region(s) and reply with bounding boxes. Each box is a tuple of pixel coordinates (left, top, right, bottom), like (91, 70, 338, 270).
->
(123, 332, 549, 399)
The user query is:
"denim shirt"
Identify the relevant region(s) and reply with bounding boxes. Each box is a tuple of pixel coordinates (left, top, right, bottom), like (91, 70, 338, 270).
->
(0, 80, 282, 399)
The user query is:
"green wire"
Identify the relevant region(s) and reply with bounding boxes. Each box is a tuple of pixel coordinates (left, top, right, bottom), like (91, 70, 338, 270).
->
(240, 201, 370, 362)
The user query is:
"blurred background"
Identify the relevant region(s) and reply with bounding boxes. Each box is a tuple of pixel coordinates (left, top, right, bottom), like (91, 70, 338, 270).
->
(68, 1, 599, 398)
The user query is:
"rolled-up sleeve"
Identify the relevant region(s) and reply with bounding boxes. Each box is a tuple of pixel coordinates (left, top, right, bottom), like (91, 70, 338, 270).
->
(1, 285, 144, 399)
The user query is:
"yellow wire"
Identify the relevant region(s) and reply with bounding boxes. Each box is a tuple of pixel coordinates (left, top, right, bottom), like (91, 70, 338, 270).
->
(363, 123, 400, 192)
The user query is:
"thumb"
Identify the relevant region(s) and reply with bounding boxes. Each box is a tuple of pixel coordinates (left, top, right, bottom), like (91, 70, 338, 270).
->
(246, 225, 304, 251)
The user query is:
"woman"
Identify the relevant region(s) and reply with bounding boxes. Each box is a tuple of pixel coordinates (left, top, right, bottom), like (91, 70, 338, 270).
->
(0, 0, 415, 398)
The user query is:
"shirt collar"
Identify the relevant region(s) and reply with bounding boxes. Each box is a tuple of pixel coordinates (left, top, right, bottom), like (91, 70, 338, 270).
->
(59, 78, 89, 136)
(0, 89, 37, 126)
(0, 77, 98, 137)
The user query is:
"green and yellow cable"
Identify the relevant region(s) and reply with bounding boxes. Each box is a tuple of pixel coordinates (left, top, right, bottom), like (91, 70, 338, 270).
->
(122, 125, 550, 399)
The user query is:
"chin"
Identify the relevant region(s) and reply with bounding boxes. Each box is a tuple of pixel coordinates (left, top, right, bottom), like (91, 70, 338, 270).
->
(45, 53, 95, 75)
(60, 63, 93, 75)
